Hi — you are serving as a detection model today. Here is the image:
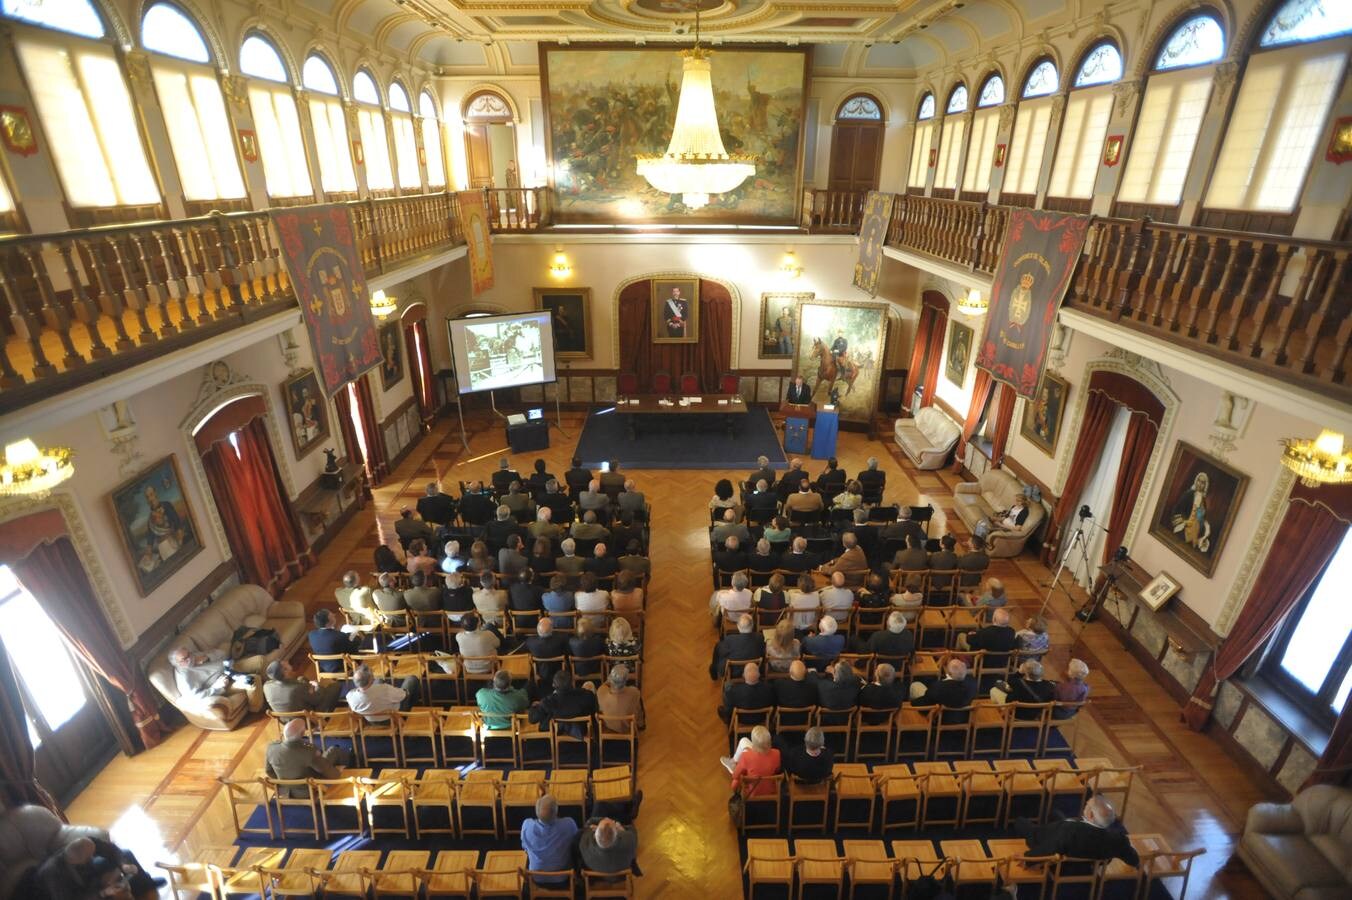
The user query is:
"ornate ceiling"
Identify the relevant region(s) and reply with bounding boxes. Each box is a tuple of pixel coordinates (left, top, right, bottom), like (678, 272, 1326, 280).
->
(303, 0, 1072, 76)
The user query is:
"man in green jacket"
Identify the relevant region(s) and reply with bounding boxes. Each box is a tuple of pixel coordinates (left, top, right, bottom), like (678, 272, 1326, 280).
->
(476, 669, 529, 730)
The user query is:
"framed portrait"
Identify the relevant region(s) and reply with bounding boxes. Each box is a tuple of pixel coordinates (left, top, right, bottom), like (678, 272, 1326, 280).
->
(651, 278, 699, 344)
(1149, 442, 1249, 577)
(1019, 371, 1069, 456)
(378, 321, 404, 390)
(945, 321, 974, 387)
(281, 369, 330, 459)
(533, 287, 593, 360)
(759, 292, 812, 360)
(109, 455, 204, 597)
(1140, 571, 1182, 611)
(790, 299, 889, 423)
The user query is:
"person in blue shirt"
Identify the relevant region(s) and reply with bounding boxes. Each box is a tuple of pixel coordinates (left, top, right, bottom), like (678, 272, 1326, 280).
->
(801, 616, 846, 670)
(542, 574, 575, 627)
(307, 609, 362, 674)
(521, 793, 578, 882)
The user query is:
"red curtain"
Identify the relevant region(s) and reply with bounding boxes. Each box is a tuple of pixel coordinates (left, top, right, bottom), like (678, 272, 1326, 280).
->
(903, 305, 935, 402)
(12, 538, 170, 752)
(920, 311, 947, 407)
(0, 638, 60, 811)
(1103, 413, 1158, 563)
(1049, 389, 1117, 539)
(617, 279, 733, 392)
(954, 369, 993, 465)
(1183, 498, 1348, 729)
(334, 384, 364, 472)
(201, 418, 312, 595)
(405, 318, 436, 423)
(990, 384, 1017, 463)
(336, 376, 388, 483)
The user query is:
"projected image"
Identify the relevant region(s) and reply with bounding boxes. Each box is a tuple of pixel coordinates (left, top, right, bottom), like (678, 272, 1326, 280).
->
(465, 318, 544, 391)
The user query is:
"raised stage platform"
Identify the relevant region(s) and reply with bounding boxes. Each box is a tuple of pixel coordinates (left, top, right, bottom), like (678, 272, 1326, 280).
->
(573, 405, 788, 470)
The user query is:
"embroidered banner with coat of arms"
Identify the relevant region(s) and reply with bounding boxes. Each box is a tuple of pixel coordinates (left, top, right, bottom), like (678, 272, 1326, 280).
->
(271, 204, 382, 395)
(975, 209, 1089, 398)
(852, 191, 894, 296)
(457, 190, 495, 296)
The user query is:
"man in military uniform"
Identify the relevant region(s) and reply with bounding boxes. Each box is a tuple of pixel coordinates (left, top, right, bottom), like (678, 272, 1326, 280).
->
(263, 659, 342, 715)
(775, 306, 795, 355)
(265, 718, 350, 797)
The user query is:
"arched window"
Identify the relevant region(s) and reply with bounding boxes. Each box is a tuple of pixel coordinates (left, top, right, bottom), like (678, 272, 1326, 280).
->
(830, 94, 885, 193)
(1205, 0, 1351, 222)
(977, 74, 1005, 107)
(4, 0, 160, 214)
(935, 84, 969, 192)
(1003, 57, 1059, 198)
(837, 94, 882, 120)
(908, 93, 937, 189)
(387, 80, 420, 191)
(964, 75, 1004, 195)
(917, 92, 936, 120)
(302, 53, 357, 195)
(141, 3, 244, 205)
(240, 34, 312, 200)
(946, 84, 969, 114)
(419, 90, 446, 189)
(1118, 14, 1225, 210)
(1048, 40, 1121, 202)
(1022, 58, 1059, 97)
(352, 69, 394, 192)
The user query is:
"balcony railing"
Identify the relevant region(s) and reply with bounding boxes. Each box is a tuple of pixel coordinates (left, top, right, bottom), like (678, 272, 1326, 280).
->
(803, 187, 1352, 400)
(485, 187, 548, 232)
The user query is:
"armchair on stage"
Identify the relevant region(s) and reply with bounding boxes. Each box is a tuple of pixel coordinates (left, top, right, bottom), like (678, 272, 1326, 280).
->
(147, 585, 307, 731)
(954, 469, 1046, 558)
(894, 407, 961, 470)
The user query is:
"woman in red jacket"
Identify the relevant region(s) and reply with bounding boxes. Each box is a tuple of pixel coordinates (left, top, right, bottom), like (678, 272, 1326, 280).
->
(727, 725, 782, 797)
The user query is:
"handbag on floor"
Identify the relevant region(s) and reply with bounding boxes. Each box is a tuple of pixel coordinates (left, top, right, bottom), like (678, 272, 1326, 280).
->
(727, 791, 745, 827)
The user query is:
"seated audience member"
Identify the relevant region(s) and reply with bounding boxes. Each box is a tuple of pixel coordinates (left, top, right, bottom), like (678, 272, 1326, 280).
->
(607, 617, 641, 657)
(763, 617, 799, 674)
(472, 571, 507, 626)
(476, 669, 529, 730)
(266, 718, 349, 797)
(526, 459, 555, 495)
(574, 572, 610, 630)
(991, 495, 1031, 533)
(264, 659, 341, 714)
(587, 542, 620, 579)
(893, 576, 925, 619)
(440, 540, 467, 571)
(334, 571, 373, 624)
(404, 570, 442, 612)
(778, 458, 809, 496)
(405, 539, 437, 577)
(858, 663, 905, 722)
(609, 570, 644, 627)
(823, 533, 868, 586)
(486, 507, 521, 550)
(882, 505, 926, 546)
(711, 509, 751, 547)
(1016, 615, 1050, 661)
(617, 479, 646, 516)
(492, 457, 521, 494)
(957, 607, 1017, 659)
(525, 619, 571, 682)
(910, 658, 978, 713)
(747, 538, 779, 573)
(521, 794, 578, 882)
(712, 534, 749, 574)
(307, 609, 363, 674)
(579, 817, 639, 875)
(1054, 659, 1092, 716)
(617, 540, 651, 578)
(555, 538, 586, 577)
(818, 571, 856, 625)
(394, 506, 434, 548)
(499, 536, 529, 580)
(711, 571, 753, 624)
(347, 663, 419, 723)
(784, 480, 824, 515)
(996, 660, 1057, 717)
(542, 574, 575, 624)
(816, 660, 862, 710)
(787, 573, 821, 632)
(962, 577, 1008, 608)
(746, 479, 779, 520)
(527, 537, 556, 576)
(802, 616, 845, 669)
(856, 572, 890, 610)
(1014, 795, 1140, 866)
(754, 573, 787, 627)
(719, 662, 774, 723)
(443, 571, 475, 621)
(502, 481, 533, 518)
(610, 514, 644, 555)
(528, 507, 563, 542)
(563, 457, 592, 497)
(459, 481, 496, 527)
(846, 508, 879, 559)
(568, 619, 607, 679)
(929, 534, 960, 588)
(709, 478, 740, 515)
(815, 457, 847, 494)
(763, 516, 793, 545)
(832, 479, 864, 510)
(597, 664, 643, 731)
(31, 834, 162, 900)
(957, 535, 990, 587)
(417, 482, 456, 527)
(774, 659, 818, 709)
(779, 537, 816, 573)
(372, 572, 406, 625)
(710, 614, 766, 680)
(723, 725, 781, 797)
(778, 726, 834, 784)
(599, 459, 625, 495)
(466, 540, 494, 576)
(374, 543, 405, 574)
(540, 480, 572, 521)
(170, 646, 261, 711)
(530, 670, 598, 735)
(857, 456, 886, 493)
(456, 613, 501, 674)
(749, 456, 776, 490)
(578, 479, 610, 517)
(892, 534, 929, 572)
(865, 611, 916, 662)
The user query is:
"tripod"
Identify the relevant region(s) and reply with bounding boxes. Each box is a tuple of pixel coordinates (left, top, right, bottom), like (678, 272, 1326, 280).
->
(1037, 508, 1111, 645)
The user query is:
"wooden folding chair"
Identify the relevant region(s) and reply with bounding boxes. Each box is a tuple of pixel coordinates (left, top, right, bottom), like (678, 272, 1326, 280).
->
(592, 765, 635, 815)
(913, 761, 961, 828)
(551, 715, 595, 768)
(357, 714, 401, 766)
(318, 850, 379, 900)
(787, 775, 830, 833)
(987, 839, 1053, 900)
(1079, 760, 1139, 819)
(438, 706, 481, 765)
(890, 843, 946, 897)
(740, 773, 785, 834)
(215, 848, 286, 899)
(842, 840, 896, 900)
(993, 759, 1048, 825)
(832, 763, 877, 831)
(744, 838, 795, 899)
(874, 765, 924, 833)
(1049, 856, 1106, 900)
(524, 869, 576, 899)
(933, 705, 975, 760)
(157, 859, 219, 900)
(953, 761, 1005, 827)
(364, 771, 415, 838)
(316, 773, 369, 837)
(941, 839, 998, 895)
(266, 777, 321, 840)
(970, 700, 1012, 758)
(475, 850, 528, 898)
(894, 705, 936, 762)
(1136, 843, 1203, 900)
(218, 775, 271, 838)
(1045, 701, 1088, 755)
(263, 848, 332, 899)
(502, 770, 546, 836)
(396, 708, 440, 765)
(369, 849, 429, 899)
(773, 705, 816, 744)
(457, 769, 503, 838)
(795, 839, 845, 900)
(309, 709, 358, 759)
(411, 769, 460, 837)
(417, 849, 479, 899)
(1005, 702, 1052, 757)
(597, 713, 637, 765)
(582, 868, 635, 899)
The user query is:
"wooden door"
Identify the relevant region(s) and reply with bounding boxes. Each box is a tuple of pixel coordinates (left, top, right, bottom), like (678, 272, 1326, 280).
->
(828, 121, 884, 192)
(464, 123, 494, 188)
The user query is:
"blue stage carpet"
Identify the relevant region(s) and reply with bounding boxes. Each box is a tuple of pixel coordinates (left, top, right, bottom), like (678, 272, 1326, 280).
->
(573, 405, 787, 470)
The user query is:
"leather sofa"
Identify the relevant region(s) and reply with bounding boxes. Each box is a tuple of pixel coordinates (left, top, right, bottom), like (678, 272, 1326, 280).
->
(0, 804, 107, 900)
(1238, 784, 1352, 900)
(146, 584, 306, 731)
(894, 406, 961, 470)
(953, 468, 1046, 557)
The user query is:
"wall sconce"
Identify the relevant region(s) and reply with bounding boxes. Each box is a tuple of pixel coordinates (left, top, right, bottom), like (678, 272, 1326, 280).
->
(780, 249, 803, 279)
(548, 248, 572, 279)
(956, 287, 988, 316)
(369, 289, 397, 319)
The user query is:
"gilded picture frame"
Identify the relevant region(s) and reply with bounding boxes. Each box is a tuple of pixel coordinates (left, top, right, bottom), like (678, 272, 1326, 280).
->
(759, 292, 813, 360)
(1148, 442, 1249, 578)
(378, 321, 404, 391)
(1019, 371, 1069, 456)
(281, 369, 330, 459)
(945, 321, 974, 387)
(109, 454, 204, 597)
(651, 278, 699, 344)
(1140, 570, 1182, 611)
(533, 287, 593, 360)
(790, 298, 889, 423)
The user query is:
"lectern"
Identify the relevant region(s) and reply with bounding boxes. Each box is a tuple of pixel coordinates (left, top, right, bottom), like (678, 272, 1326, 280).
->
(812, 408, 839, 458)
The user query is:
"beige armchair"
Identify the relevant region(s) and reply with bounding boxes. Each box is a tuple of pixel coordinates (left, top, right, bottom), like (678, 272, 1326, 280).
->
(953, 469, 1045, 558)
(1238, 784, 1352, 900)
(0, 804, 107, 900)
(146, 584, 307, 731)
(894, 407, 961, 470)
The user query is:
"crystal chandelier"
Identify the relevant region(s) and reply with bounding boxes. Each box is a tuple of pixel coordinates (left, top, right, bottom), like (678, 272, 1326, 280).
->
(369, 289, 397, 319)
(635, 6, 755, 210)
(956, 288, 988, 315)
(0, 439, 73, 498)
(1280, 429, 1352, 487)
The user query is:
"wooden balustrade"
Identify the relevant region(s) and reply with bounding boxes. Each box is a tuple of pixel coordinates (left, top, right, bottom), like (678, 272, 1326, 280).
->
(485, 187, 548, 231)
(801, 189, 869, 233)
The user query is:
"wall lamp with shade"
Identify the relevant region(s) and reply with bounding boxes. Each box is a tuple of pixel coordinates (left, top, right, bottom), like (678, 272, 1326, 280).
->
(548, 248, 572, 279)
(780, 249, 803, 279)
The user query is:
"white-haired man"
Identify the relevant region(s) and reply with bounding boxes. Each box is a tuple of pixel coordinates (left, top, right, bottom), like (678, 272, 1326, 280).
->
(711, 571, 753, 624)
(346, 663, 420, 724)
(169, 646, 262, 713)
(265, 718, 349, 797)
(802, 616, 845, 668)
(1015, 795, 1140, 865)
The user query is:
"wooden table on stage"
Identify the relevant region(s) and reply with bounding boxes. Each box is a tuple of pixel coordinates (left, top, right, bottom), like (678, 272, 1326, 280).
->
(615, 394, 749, 438)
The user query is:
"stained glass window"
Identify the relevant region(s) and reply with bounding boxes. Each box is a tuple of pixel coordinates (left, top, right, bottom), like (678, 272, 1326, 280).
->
(1024, 59, 1059, 97)
(947, 84, 968, 114)
(353, 70, 380, 106)
(917, 93, 935, 120)
(977, 74, 1005, 107)
(1155, 14, 1225, 70)
(838, 94, 882, 120)
(240, 34, 287, 83)
(1260, 0, 1352, 47)
(1073, 42, 1123, 87)
(142, 2, 209, 63)
(2, 0, 104, 38)
(302, 54, 339, 95)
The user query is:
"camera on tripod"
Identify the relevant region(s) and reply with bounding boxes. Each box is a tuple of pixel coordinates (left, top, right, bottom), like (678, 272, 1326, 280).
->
(1078, 504, 1093, 520)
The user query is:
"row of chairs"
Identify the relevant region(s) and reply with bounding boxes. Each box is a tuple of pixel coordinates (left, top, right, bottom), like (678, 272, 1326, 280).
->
(728, 701, 1088, 764)
(161, 845, 636, 899)
(617, 369, 729, 395)
(721, 648, 1032, 695)
(349, 605, 649, 649)
(744, 836, 1200, 900)
(715, 599, 995, 637)
(273, 706, 639, 769)
(711, 565, 988, 602)
(310, 648, 642, 694)
(222, 764, 636, 842)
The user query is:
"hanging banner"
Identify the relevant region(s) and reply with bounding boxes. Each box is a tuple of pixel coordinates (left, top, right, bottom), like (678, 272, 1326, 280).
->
(457, 190, 495, 296)
(975, 208, 1089, 399)
(852, 191, 894, 297)
(270, 204, 382, 396)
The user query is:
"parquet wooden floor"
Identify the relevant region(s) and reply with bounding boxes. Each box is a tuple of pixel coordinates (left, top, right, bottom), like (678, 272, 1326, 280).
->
(65, 412, 1276, 898)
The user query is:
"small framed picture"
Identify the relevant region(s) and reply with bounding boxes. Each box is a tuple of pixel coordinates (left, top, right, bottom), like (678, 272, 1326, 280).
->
(1140, 571, 1181, 611)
